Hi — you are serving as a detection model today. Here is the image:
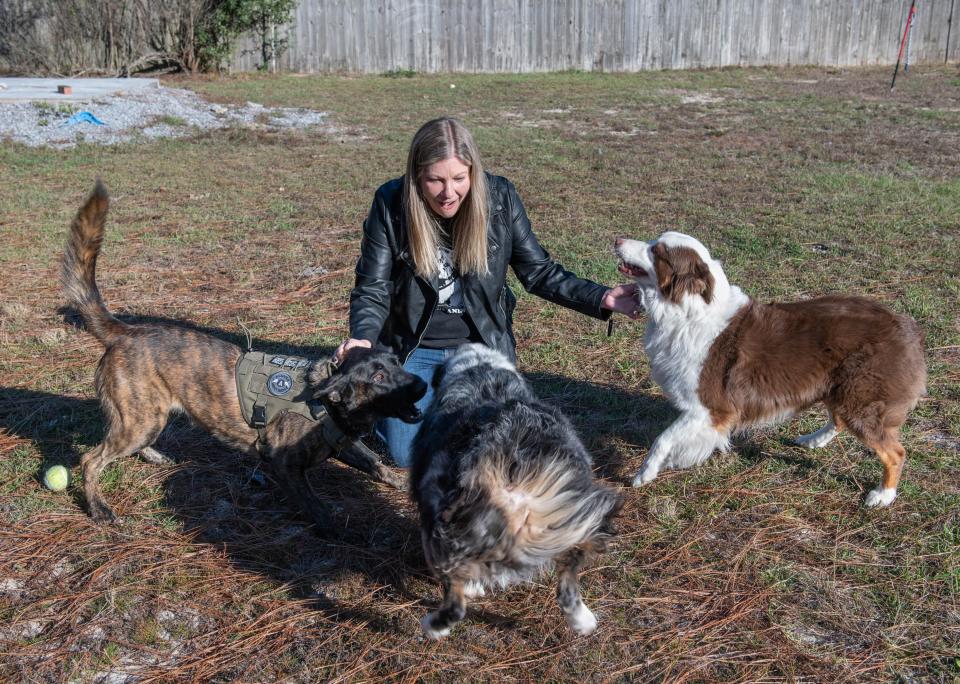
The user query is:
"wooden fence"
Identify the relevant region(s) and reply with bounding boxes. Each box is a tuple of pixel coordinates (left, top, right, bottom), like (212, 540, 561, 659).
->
(231, 0, 959, 73)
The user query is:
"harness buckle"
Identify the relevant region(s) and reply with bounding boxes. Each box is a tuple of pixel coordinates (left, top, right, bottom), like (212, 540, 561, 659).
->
(251, 404, 267, 428)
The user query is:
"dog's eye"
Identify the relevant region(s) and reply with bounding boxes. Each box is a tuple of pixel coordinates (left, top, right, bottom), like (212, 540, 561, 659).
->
(372, 370, 386, 383)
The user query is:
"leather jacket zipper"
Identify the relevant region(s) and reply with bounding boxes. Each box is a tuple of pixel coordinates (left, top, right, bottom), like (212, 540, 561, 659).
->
(404, 299, 437, 363)
(400, 249, 438, 363)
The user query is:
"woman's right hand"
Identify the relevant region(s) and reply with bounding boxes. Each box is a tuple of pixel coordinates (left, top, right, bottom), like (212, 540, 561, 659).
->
(333, 338, 372, 364)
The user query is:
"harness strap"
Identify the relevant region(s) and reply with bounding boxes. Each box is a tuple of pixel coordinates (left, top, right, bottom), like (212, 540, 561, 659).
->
(254, 405, 373, 463)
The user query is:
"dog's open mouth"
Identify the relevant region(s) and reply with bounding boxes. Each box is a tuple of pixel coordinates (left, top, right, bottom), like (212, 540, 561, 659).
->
(618, 260, 648, 279)
(398, 405, 423, 423)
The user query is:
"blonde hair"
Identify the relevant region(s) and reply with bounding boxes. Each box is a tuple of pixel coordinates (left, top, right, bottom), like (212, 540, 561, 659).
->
(403, 117, 489, 278)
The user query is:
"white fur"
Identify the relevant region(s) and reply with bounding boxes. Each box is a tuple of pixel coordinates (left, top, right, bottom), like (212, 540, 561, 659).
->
(421, 613, 451, 639)
(864, 487, 897, 508)
(463, 581, 487, 598)
(566, 602, 598, 635)
(631, 405, 729, 485)
(437, 342, 516, 391)
(616, 234, 749, 485)
(794, 418, 839, 449)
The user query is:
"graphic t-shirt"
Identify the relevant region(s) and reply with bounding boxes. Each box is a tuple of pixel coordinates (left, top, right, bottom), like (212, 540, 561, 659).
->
(420, 230, 481, 348)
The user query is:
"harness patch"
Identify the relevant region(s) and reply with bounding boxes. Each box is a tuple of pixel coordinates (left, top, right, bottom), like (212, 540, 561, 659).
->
(267, 371, 294, 397)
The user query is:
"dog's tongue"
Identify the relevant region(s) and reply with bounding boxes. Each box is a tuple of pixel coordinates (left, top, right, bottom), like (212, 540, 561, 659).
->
(618, 261, 646, 278)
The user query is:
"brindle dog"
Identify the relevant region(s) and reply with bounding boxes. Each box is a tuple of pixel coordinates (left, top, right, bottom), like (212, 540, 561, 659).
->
(62, 182, 426, 526)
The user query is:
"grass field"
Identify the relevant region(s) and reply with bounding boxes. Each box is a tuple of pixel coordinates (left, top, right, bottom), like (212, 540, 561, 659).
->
(1, 65, 958, 682)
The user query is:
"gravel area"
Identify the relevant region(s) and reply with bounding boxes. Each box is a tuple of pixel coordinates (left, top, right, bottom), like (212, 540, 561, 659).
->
(0, 85, 330, 148)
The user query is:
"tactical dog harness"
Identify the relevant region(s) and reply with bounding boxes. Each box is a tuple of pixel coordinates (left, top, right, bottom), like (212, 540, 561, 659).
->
(234, 351, 357, 457)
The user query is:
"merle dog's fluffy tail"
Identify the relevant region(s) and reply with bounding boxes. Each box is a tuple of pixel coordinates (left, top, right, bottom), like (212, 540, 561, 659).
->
(468, 451, 619, 563)
(61, 182, 127, 346)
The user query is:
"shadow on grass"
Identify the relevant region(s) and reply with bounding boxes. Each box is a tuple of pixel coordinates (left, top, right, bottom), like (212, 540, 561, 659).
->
(725, 429, 870, 496)
(526, 371, 675, 482)
(2, 314, 673, 631)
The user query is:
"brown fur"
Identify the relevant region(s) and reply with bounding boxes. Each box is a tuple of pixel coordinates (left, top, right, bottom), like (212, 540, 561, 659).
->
(697, 296, 926, 494)
(652, 243, 714, 305)
(62, 182, 412, 525)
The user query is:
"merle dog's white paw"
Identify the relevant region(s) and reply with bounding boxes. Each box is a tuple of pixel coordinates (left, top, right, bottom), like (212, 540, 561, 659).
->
(567, 603, 597, 636)
(864, 487, 897, 508)
(420, 612, 450, 640)
(632, 464, 659, 487)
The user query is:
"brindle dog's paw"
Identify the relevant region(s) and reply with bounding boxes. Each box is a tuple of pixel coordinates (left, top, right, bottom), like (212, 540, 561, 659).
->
(87, 500, 118, 524)
(139, 446, 174, 465)
(377, 466, 407, 490)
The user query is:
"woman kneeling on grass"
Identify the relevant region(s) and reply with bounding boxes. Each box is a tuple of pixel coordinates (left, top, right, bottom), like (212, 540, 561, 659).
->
(334, 116, 638, 467)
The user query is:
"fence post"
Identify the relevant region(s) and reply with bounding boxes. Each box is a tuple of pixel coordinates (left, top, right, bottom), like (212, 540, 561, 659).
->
(905, 2, 916, 71)
(948, 0, 957, 63)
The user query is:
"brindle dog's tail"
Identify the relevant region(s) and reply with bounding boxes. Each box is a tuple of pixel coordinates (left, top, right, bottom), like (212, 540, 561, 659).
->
(61, 181, 127, 346)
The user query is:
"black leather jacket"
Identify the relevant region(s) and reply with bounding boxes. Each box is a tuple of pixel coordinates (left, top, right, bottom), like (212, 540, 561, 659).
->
(349, 173, 611, 362)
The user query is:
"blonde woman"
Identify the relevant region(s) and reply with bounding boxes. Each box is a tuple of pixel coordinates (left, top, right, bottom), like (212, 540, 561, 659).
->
(334, 117, 638, 466)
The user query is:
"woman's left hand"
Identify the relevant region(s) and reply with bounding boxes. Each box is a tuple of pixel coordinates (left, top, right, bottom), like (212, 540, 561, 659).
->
(602, 283, 642, 319)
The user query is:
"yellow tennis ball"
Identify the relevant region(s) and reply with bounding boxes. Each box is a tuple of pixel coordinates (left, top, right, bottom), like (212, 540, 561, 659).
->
(43, 465, 70, 492)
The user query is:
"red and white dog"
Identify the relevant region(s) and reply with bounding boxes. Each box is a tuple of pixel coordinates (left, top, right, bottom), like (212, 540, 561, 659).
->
(615, 232, 926, 507)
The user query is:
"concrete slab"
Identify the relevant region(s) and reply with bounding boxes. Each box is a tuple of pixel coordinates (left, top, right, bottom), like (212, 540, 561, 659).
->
(0, 77, 160, 103)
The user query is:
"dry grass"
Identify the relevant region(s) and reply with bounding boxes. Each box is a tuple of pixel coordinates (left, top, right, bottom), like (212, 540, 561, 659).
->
(1, 65, 958, 682)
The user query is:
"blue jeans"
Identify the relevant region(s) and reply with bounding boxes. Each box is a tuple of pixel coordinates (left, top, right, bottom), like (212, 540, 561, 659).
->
(376, 346, 456, 468)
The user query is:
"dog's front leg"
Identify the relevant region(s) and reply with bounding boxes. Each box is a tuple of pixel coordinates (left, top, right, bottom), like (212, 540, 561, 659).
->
(632, 411, 724, 487)
(421, 575, 466, 639)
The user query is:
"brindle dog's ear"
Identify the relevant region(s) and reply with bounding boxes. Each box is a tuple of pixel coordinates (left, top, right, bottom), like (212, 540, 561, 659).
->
(314, 372, 349, 404)
(307, 359, 336, 386)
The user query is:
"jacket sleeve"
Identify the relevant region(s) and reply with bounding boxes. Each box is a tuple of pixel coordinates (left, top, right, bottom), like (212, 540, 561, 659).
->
(348, 190, 395, 342)
(505, 181, 612, 321)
